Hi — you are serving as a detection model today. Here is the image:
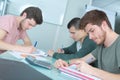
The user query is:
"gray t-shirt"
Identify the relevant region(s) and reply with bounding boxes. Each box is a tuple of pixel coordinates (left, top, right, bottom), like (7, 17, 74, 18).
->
(92, 36, 120, 74)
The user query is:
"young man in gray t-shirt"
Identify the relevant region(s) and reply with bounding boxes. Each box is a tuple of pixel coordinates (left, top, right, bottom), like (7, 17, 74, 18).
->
(54, 10, 120, 80)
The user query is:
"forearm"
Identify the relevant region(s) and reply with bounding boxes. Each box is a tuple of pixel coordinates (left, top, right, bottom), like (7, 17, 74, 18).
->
(53, 50, 86, 60)
(22, 42, 32, 46)
(91, 67, 120, 80)
(81, 53, 96, 64)
(63, 48, 74, 54)
(22, 36, 33, 46)
(63, 42, 77, 54)
(0, 40, 19, 51)
(23, 40, 32, 46)
(0, 40, 34, 53)
(53, 53, 71, 60)
(69, 53, 96, 65)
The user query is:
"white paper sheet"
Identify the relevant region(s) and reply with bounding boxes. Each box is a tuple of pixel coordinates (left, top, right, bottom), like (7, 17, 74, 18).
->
(9, 49, 48, 59)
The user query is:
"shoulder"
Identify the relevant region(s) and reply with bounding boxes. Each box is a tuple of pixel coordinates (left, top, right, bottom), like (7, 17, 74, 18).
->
(114, 36, 120, 51)
(0, 15, 14, 19)
(71, 41, 77, 46)
(82, 36, 97, 50)
(117, 35, 120, 43)
(84, 36, 92, 42)
(0, 15, 15, 23)
(115, 35, 120, 46)
(0, 15, 16, 32)
(83, 36, 96, 45)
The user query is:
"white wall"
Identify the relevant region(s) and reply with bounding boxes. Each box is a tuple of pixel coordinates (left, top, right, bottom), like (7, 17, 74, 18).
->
(7, 0, 91, 51)
(51, 0, 91, 51)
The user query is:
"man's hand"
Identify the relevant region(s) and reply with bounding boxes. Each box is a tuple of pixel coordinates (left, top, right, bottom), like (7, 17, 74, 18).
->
(54, 59, 68, 68)
(76, 60, 94, 75)
(57, 48, 64, 53)
(18, 46, 36, 53)
(47, 50, 54, 57)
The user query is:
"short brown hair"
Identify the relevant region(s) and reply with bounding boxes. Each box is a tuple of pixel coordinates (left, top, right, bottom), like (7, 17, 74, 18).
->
(80, 10, 112, 29)
(20, 7, 43, 24)
(67, 17, 81, 30)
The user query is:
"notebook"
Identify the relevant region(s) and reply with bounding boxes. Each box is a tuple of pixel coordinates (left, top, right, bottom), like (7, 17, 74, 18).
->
(0, 58, 52, 80)
(59, 64, 101, 80)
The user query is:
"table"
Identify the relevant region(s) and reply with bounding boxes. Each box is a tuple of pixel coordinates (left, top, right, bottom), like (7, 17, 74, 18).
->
(0, 51, 78, 80)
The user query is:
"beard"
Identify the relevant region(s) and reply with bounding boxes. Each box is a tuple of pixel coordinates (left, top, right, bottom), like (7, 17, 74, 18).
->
(95, 35, 105, 45)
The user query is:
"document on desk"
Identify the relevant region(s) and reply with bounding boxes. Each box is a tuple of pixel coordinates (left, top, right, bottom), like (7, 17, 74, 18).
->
(9, 49, 48, 59)
(59, 64, 101, 80)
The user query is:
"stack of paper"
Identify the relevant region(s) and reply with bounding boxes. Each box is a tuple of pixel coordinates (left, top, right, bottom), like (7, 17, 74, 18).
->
(59, 64, 101, 80)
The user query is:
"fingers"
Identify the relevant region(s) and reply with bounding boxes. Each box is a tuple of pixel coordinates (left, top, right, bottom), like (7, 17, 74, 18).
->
(47, 50, 54, 57)
(57, 49, 64, 53)
(29, 46, 36, 53)
(17, 45, 36, 53)
(57, 49, 61, 53)
(76, 61, 88, 72)
(76, 64, 81, 71)
(32, 46, 36, 52)
(54, 59, 68, 68)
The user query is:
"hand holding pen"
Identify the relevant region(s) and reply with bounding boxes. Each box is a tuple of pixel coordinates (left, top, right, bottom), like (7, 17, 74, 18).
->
(17, 46, 36, 53)
(57, 49, 64, 53)
(57, 45, 64, 53)
(31, 41, 38, 54)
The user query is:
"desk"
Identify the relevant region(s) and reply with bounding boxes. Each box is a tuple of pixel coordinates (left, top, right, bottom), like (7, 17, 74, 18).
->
(0, 51, 78, 80)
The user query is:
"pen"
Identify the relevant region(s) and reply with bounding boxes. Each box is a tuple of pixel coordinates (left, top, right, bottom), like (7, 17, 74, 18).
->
(34, 41, 38, 47)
